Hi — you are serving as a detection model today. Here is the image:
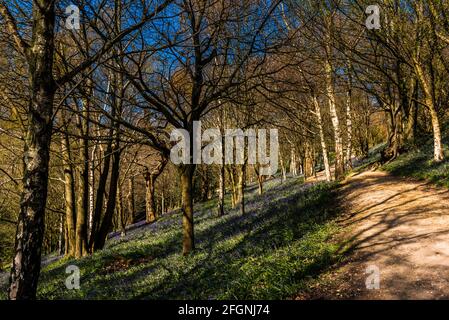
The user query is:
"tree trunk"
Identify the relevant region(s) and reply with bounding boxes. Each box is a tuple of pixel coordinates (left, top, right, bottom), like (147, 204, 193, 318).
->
(75, 155, 88, 258)
(61, 132, 76, 257)
(200, 169, 209, 202)
(413, 57, 444, 161)
(58, 212, 64, 256)
(406, 81, 418, 144)
(144, 172, 156, 223)
(89, 72, 116, 251)
(227, 166, 237, 208)
(127, 177, 135, 223)
(428, 102, 444, 162)
(179, 164, 196, 255)
(217, 111, 226, 216)
(8, 0, 56, 300)
(345, 61, 353, 170)
(257, 174, 264, 195)
(75, 93, 90, 258)
(93, 143, 121, 251)
(236, 164, 246, 214)
(280, 153, 287, 182)
(304, 143, 314, 179)
(89, 140, 112, 250)
(255, 164, 264, 195)
(324, 31, 344, 180)
(64, 223, 69, 255)
(88, 145, 96, 239)
(312, 96, 331, 182)
(117, 182, 125, 236)
(161, 189, 165, 215)
(290, 148, 297, 176)
(143, 157, 167, 222)
(217, 163, 225, 216)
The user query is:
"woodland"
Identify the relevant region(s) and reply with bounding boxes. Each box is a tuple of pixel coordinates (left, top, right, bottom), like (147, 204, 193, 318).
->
(1, 0, 448, 300)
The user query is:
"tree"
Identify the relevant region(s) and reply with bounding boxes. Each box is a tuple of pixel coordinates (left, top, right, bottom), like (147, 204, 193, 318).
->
(1, 0, 174, 299)
(113, 0, 283, 255)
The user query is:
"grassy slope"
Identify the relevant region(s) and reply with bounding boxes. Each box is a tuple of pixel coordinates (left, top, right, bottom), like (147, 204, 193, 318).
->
(346, 129, 449, 187)
(381, 133, 449, 187)
(0, 177, 347, 300)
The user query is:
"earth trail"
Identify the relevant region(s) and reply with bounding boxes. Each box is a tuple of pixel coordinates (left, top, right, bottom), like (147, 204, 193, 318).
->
(305, 170, 449, 299)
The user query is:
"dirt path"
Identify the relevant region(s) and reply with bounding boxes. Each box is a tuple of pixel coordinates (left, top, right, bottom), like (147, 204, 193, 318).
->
(308, 170, 449, 299)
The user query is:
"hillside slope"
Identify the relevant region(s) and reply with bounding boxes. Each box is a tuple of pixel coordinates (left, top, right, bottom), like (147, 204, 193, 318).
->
(0, 176, 345, 300)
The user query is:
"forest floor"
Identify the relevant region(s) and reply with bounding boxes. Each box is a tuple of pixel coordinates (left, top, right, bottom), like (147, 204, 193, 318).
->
(298, 169, 449, 299)
(0, 175, 345, 299)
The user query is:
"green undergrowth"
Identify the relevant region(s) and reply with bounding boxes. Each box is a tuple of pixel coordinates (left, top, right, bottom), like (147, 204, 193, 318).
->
(1, 177, 346, 300)
(381, 134, 449, 188)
